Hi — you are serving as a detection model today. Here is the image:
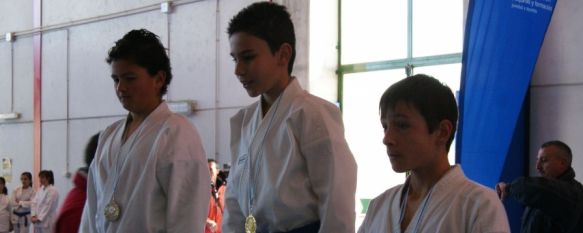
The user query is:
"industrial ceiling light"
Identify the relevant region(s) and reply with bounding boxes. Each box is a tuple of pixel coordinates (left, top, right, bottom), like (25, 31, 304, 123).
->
(0, 112, 21, 120)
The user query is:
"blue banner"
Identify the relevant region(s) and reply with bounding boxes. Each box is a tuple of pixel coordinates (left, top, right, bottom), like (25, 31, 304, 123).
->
(457, 0, 556, 231)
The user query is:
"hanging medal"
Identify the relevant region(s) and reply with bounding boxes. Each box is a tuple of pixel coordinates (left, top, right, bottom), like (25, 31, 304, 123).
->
(104, 196, 121, 221)
(245, 213, 257, 233)
(245, 97, 282, 233)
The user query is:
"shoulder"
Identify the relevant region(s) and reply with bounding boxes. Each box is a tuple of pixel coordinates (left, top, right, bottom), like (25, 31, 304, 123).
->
(164, 113, 197, 131)
(231, 102, 260, 123)
(291, 92, 340, 115)
(367, 185, 403, 214)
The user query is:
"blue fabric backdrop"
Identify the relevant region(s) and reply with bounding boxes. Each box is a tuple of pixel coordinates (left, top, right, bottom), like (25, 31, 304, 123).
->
(457, 0, 556, 231)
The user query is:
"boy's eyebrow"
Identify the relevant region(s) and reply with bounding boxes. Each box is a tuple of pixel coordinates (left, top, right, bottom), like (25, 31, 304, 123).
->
(388, 113, 409, 119)
(231, 49, 254, 57)
(111, 72, 134, 78)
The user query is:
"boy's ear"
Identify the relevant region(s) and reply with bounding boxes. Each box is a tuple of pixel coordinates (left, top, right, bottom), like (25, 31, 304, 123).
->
(436, 119, 453, 146)
(155, 71, 167, 90)
(277, 43, 293, 67)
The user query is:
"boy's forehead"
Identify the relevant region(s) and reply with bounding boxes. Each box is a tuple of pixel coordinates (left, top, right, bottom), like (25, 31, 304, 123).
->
(229, 32, 269, 52)
(382, 101, 420, 117)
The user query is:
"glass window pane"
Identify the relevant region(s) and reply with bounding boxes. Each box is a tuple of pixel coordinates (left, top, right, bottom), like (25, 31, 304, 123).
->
(343, 69, 407, 201)
(413, 0, 463, 57)
(341, 0, 407, 64)
(414, 63, 462, 163)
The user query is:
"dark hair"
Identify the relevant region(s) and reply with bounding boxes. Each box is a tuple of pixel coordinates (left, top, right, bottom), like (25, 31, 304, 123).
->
(379, 74, 458, 151)
(22, 172, 33, 187)
(228, 2, 296, 75)
(85, 133, 99, 167)
(106, 29, 172, 96)
(208, 159, 216, 164)
(541, 140, 572, 165)
(39, 170, 55, 185)
(0, 177, 7, 195)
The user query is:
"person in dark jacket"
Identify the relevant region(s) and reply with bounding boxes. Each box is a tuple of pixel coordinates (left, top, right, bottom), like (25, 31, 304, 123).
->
(497, 140, 583, 233)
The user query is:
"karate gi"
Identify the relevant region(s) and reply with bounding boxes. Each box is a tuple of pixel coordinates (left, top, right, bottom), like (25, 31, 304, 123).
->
(79, 102, 210, 233)
(11, 186, 35, 233)
(223, 78, 357, 233)
(0, 194, 10, 233)
(31, 185, 59, 233)
(358, 165, 510, 233)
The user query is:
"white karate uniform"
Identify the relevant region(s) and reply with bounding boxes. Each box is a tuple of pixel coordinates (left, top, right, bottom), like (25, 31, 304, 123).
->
(358, 165, 510, 233)
(223, 78, 357, 233)
(0, 194, 11, 233)
(79, 102, 210, 233)
(11, 186, 35, 233)
(31, 185, 59, 233)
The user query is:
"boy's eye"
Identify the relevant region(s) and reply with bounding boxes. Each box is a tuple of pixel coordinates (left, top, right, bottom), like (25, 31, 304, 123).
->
(242, 54, 255, 61)
(394, 121, 409, 129)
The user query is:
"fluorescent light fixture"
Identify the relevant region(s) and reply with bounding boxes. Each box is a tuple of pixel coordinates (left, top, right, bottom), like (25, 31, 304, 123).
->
(0, 112, 20, 120)
(167, 100, 196, 115)
(5, 32, 14, 42)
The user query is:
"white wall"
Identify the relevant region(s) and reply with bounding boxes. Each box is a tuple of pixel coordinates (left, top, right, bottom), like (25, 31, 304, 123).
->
(530, 0, 583, 181)
(0, 0, 316, 206)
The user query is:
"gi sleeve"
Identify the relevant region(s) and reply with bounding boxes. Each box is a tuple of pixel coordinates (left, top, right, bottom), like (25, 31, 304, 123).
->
(155, 118, 210, 233)
(294, 104, 358, 233)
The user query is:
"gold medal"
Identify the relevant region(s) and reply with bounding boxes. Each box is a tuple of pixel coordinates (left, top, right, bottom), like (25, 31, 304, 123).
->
(245, 214, 256, 233)
(104, 198, 121, 222)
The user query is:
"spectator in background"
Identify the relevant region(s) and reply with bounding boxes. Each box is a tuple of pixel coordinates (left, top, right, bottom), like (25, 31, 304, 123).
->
(0, 177, 12, 233)
(55, 133, 99, 233)
(497, 140, 583, 233)
(206, 159, 225, 233)
(31, 170, 59, 233)
(11, 172, 35, 233)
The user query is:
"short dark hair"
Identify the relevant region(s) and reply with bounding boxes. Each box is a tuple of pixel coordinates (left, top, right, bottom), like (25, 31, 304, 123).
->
(228, 2, 296, 75)
(106, 29, 172, 96)
(379, 74, 458, 151)
(0, 177, 7, 195)
(85, 133, 99, 167)
(541, 140, 572, 165)
(208, 159, 216, 164)
(39, 170, 55, 185)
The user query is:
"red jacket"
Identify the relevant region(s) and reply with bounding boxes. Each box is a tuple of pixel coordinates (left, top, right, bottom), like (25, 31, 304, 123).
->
(206, 185, 226, 233)
(54, 170, 87, 233)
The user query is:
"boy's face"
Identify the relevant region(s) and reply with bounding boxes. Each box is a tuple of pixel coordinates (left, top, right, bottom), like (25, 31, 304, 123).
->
(229, 32, 286, 98)
(381, 101, 446, 173)
(110, 59, 164, 114)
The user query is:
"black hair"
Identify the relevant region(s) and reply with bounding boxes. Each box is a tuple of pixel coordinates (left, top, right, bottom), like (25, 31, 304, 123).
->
(541, 140, 572, 165)
(107, 29, 172, 96)
(0, 177, 7, 195)
(228, 2, 296, 75)
(39, 170, 55, 185)
(379, 74, 458, 151)
(22, 171, 33, 187)
(85, 133, 99, 167)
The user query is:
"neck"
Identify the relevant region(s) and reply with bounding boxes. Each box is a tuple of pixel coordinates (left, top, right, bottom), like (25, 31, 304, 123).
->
(408, 160, 451, 196)
(262, 75, 292, 111)
(130, 101, 161, 122)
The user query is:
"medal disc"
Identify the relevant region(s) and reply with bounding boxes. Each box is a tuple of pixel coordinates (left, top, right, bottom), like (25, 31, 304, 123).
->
(104, 200, 121, 221)
(245, 214, 256, 233)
